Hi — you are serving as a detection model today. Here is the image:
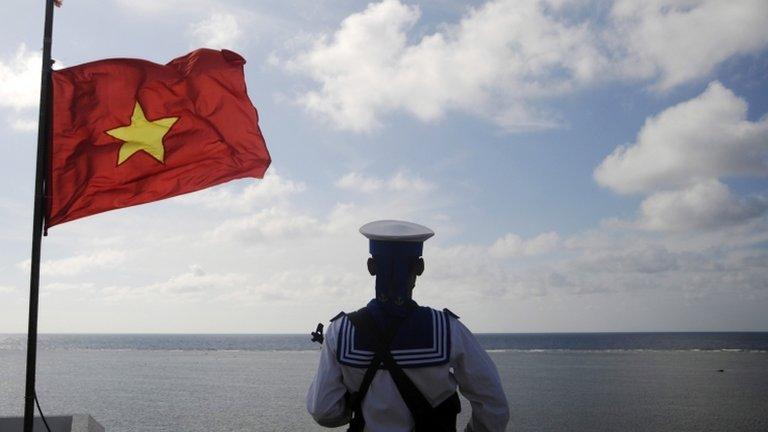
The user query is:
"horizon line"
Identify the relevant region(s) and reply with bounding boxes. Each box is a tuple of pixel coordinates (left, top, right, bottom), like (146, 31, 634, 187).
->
(1, 330, 767, 335)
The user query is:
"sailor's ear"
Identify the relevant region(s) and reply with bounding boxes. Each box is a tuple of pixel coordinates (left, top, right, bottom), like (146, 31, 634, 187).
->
(414, 258, 424, 276)
(367, 258, 377, 276)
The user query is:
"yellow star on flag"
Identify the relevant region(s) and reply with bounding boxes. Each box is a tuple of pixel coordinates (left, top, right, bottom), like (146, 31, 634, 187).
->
(106, 102, 179, 165)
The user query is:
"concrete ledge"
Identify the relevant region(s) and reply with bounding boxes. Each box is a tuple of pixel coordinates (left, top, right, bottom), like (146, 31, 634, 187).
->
(0, 414, 104, 432)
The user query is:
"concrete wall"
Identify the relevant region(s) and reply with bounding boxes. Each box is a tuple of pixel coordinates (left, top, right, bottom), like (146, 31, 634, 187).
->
(0, 415, 103, 432)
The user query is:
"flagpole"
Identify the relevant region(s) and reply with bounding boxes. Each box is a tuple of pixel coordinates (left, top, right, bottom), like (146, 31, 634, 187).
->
(24, 0, 55, 431)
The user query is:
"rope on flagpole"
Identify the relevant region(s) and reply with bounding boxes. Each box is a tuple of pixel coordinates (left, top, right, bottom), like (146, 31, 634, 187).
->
(34, 392, 53, 432)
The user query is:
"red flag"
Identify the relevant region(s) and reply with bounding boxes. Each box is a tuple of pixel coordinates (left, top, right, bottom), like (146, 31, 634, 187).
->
(47, 48, 271, 228)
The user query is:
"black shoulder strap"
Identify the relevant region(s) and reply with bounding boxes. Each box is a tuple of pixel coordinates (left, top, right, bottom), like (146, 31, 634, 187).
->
(345, 308, 402, 432)
(349, 309, 434, 423)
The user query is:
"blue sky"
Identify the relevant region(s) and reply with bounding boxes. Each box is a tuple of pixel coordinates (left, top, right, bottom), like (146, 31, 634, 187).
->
(1, 0, 767, 333)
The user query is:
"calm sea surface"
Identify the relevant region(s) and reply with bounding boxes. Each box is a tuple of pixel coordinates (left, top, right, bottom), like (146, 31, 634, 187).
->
(1, 333, 766, 431)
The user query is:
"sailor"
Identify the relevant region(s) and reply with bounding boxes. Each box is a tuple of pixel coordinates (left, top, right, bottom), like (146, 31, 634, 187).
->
(307, 220, 510, 431)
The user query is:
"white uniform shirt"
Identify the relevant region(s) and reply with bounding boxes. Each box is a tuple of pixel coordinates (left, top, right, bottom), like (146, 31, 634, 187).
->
(307, 312, 510, 431)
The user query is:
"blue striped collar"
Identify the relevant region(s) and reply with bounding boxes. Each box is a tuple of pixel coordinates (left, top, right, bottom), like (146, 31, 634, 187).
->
(337, 306, 451, 369)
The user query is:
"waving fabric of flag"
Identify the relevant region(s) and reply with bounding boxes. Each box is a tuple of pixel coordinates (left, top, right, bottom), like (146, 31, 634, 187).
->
(47, 48, 271, 228)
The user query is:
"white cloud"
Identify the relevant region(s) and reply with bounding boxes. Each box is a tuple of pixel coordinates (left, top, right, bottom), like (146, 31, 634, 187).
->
(0, 44, 41, 111)
(427, 225, 768, 301)
(422, 231, 562, 299)
(97, 264, 364, 305)
(283, 0, 768, 132)
(322, 199, 443, 238)
(567, 231, 768, 296)
(492, 105, 563, 133)
(17, 249, 127, 277)
(44, 282, 96, 292)
(387, 172, 433, 192)
(220, 267, 368, 304)
(114, 0, 213, 14)
(594, 82, 768, 195)
(175, 171, 305, 211)
(335, 171, 433, 193)
(189, 12, 243, 49)
(3, 162, 767, 331)
(285, 0, 603, 132)
(335, 172, 384, 193)
(152, 266, 245, 295)
(101, 266, 248, 303)
(573, 245, 682, 275)
(610, 0, 768, 90)
(636, 180, 768, 232)
(211, 206, 319, 242)
(9, 117, 37, 132)
(489, 231, 560, 258)
(0, 285, 16, 294)
(594, 82, 768, 232)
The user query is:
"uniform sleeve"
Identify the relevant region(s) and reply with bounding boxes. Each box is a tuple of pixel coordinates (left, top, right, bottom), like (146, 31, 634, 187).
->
(451, 318, 510, 432)
(306, 320, 351, 427)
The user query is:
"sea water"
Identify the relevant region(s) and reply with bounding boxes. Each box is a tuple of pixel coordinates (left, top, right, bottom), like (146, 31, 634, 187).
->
(0, 333, 766, 431)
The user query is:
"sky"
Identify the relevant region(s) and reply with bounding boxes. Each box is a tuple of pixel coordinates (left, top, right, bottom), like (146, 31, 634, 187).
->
(0, 0, 767, 333)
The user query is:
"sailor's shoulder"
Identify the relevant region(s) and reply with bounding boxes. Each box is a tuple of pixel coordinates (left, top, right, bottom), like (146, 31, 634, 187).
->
(442, 308, 460, 319)
(421, 305, 460, 319)
(329, 311, 346, 322)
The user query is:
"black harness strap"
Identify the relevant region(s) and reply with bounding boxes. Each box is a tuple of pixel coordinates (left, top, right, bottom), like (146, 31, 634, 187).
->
(350, 310, 433, 419)
(346, 309, 405, 432)
(347, 308, 460, 431)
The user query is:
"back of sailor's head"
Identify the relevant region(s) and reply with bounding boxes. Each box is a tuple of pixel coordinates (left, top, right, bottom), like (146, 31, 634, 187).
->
(359, 220, 434, 315)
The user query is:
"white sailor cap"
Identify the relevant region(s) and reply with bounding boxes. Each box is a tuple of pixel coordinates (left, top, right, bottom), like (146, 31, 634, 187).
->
(360, 220, 434, 256)
(360, 220, 435, 242)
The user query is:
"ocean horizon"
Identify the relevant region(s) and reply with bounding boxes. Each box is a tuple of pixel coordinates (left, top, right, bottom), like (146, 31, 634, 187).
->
(3, 331, 768, 352)
(1, 332, 767, 431)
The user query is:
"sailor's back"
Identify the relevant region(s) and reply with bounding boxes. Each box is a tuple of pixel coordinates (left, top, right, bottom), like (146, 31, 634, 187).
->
(306, 220, 509, 432)
(309, 304, 509, 431)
